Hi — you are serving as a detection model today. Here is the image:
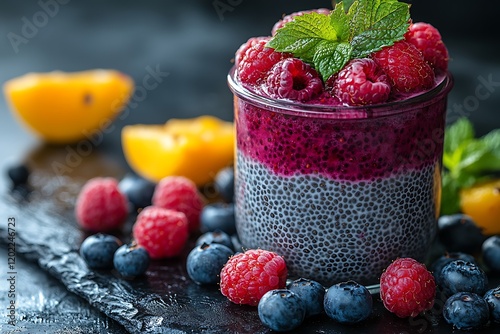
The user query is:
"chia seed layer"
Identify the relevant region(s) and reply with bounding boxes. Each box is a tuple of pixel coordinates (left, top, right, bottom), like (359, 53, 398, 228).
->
(235, 153, 440, 285)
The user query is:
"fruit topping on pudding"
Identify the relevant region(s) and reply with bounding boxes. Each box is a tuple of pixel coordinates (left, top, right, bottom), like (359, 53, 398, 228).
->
(233, 0, 449, 106)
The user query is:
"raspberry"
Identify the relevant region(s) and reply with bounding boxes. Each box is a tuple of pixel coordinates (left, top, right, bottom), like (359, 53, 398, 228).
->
(75, 177, 128, 232)
(380, 258, 436, 318)
(265, 58, 323, 102)
(372, 41, 435, 94)
(132, 206, 189, 259)
(219, 249, 288, 306)
(235, 36, 269, 67)
(327, 58, 391, 106)
(152, 176, 204, 232)
(237, 39, 291, 85)
(271, 8, 331, 36)
(405, 22, 449, 71)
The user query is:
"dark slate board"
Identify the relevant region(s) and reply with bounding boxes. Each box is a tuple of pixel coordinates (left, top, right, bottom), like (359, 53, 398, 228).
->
(1, 146, 500, 334)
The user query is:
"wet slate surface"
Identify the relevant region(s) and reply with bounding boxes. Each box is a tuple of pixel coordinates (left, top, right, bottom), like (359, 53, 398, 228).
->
(0, 1, 500, 333)
(0, 145, 500, 334)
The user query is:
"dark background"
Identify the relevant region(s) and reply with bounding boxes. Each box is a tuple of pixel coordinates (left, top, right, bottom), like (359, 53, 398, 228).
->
(0, 0, 499, 172)
(0, 0, 499, 332)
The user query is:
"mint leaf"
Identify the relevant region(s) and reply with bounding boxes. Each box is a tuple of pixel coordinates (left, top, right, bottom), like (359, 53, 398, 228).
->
(350, 0, 410, 58)
(267, 12, 341, 64)
(444, 118, 475, 156)
(313, 42, 352, 80)
(341, 0, 356, 11)
(268, 0, 411, 79)
(440, 119, 500, 216)
(481, 129, 500, 152)
(457, 140, 500, 174)
(330, 2, 351, 41)
(440, 172, 461, 216)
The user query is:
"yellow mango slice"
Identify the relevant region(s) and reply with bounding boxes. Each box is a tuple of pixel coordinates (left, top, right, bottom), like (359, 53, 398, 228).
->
(460, 179, 500, 235)
(122, 115, 234, 186)
(4, 69, 134, 144)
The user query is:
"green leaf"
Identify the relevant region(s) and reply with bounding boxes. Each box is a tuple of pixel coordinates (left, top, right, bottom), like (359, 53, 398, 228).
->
(481, 129, 500, 152)
(341, 0, 356, 12)
(313, 42, 352, 80)
(440, 172, 461, 215)
(350, 1, 410, 58)
(330, 2, 350, 41)
(457, 139, 500, 174)
(268, 0, 411, 79)
(267, 12, 339, 64)
(443, 118, 475, 156)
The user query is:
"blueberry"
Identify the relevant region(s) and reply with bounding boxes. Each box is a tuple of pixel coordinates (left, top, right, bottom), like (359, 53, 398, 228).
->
(440, 260, 488, 297)
(482, 235, 500, 272)
(443, 292, 489, 330)
(324, 281, 372, 324)
(118, 174, 156, 210)
(186, 243, 233, 285)
(195, 230, 234, 251)
(214, 166, 234, 202)
(258, 289, 306, 332)
(484, 286, 500, 323)
(200, 203, 235, 235)
(113, 243, 150, 278)
(287, 278, 325, 317)
(6, 164, 30, 187)
(430, 252, 476, 286)
(438, 214, 486, 254)
(80, 234, 122, 269)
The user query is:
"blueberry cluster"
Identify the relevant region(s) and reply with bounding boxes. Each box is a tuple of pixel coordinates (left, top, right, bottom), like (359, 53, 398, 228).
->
(432, 214, 500, 329)
(257, 278, 374, 331)
(80, 234, 150, 278)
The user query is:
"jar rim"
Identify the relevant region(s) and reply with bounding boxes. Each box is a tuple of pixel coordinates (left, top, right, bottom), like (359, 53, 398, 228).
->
(227, 66, 454, 119)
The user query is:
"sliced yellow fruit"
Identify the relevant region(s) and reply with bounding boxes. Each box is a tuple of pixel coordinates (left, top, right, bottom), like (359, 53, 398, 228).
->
(4, 69, 134, 144)
(460, 179, 500, 235)
(122, 115, 234, 186)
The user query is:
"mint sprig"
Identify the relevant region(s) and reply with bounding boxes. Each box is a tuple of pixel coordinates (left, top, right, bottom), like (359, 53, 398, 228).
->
(267, 0, 410, 80)
(441, 118, 500, 215)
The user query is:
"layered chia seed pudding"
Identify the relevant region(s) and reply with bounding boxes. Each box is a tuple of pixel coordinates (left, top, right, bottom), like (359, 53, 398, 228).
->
(229, 5, 453, 285)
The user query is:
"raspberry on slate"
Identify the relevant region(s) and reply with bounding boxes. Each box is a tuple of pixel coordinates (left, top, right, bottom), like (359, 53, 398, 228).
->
(75, 177, 128, 232)
(237, 39, 291, 85)
(152, 176, 204, 232)
(132, 206, 189, 259)
(219, 249, 288, 306)
(380, 257, 436, 318)
(372, 40, 435, 94)
(327, 58, 391, 106)
(265, 58, 323, 102)
(405, 22, 449, 71)
(271, 8, 331, 36)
